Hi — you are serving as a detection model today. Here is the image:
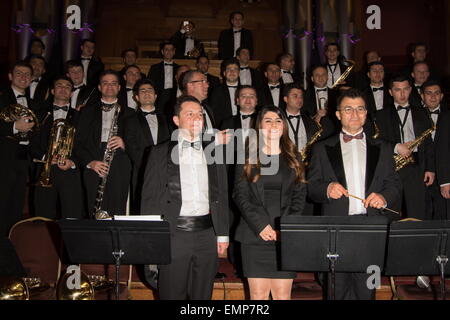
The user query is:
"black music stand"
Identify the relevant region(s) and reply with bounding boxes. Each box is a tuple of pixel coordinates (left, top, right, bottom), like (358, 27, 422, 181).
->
(280, 215, 388, 300)
(58, 219, 171, 300)
(385, 220, 450, 300)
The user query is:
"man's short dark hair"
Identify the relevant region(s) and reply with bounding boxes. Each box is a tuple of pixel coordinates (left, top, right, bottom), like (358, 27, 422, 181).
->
(367, 61, 384, 71)
(65, 60, 84, 73)
(389, 74, 412, 89)
(81, 39, 96, 46)
(182, 70, 204, 91)
(325, 42, 340, 51)
(337, 88, 367, 110)
(160, 41, 175, 51)
(236, 47, 250, 57)
(221, 58, 240, 74)
(310, 64, 327, 75)
(411, 42, 428, 53)
(196, 56, 209, 64)
(421, 80, 443, 94)
(27, 55, 46, 65)
(264, 62, 280, 73)
(123, 64, 141, 75)
(282, 83, 304, 98)
(9, 60, 33, 74)
(29, 38, 45, 50)
(236, 85, 257, 97)
(173, 95, 201, 117)
(52, 76, 74, 89)
(121, 48, 137, 58)
(229, 11, 244, 21)
(412, 61, 429, 71)
(277, 53, 293, 65)
(99, 70, 120, 83)
(133, 78, 156, 95)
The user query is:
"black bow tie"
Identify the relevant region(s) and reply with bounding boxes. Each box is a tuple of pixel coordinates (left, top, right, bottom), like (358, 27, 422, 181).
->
(228, 85, 238, 89)
(53, 105, 69, 112)
(126, 88, 133, 92)
(316, 88, 327, 93)
(415, 85, 422, 91)
(283, 70, 292, 74)
(81, 57, 91, 61)
(16, 94, 26, 99)
(328, 63, 338, 67)
(142, 110, 156, 117)
(430, 109, 440, 115)
(234, 30, 241, 34)
(101, 102, 116, 112)
(241, 113, 254, 120)
(31, 79, 39, 84)
(72, 85, 85, 92)
(270, 85, 280, 90)
(240, 67, 249, 70)
(288, 115, 300, 120)
(182, 140, 202, 150)
(372, 87, 384, 92)
(164, 63, 173, 67)
(397, 105, 410, 112)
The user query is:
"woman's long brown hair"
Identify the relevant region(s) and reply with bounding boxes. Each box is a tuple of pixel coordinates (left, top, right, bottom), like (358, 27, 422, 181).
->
(243, 106, 305, 183)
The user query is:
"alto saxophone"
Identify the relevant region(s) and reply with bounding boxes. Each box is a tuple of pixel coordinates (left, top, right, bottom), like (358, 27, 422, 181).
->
(394, 124, 435, 171)
(93, 103, 121, 220)
(300, 121, 323, 166)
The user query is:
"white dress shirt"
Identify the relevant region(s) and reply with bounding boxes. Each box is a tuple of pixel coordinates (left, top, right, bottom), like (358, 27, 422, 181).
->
(281, 70, 294, 84)
(29, 77, 41, 99)
(81, 56, 91, 85)
(314, 86, 328, 111)
(429, 105, 440, 141)
(126, 88, 137, 110)
(394, 103, 416, 152)
(53, 104, 69, 121)
(327, 63, 342, 88)
(178, 137, 210, 217)
(184, 37, 195, 56)
(239, 66, 252, 86)
(71, 85, 83, 109)
(143, 107, 159, 143)
(163, 61, 174, 89)
(340, 130, 367, 215)
(101, 99, 118, 142)
(269, 83, 280, 107)
(240, 112, 254, 145)
(233, 28, 241, 57)
(286, 111, 307, 152)
(371, 85, 385, 111)
(226, 83, 238, 116)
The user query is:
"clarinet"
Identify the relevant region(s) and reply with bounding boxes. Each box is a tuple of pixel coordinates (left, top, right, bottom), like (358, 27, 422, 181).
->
(93, 103, 121, 220)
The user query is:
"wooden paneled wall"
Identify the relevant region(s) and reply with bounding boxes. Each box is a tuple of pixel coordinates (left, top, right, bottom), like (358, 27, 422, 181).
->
(94, 0, 283, 63)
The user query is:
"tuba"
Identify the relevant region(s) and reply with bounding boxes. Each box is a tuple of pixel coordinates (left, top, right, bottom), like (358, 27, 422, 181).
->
(330, 60, 355, 90)
(0, 103, 40, 140)
(394, 125, 436, 171)
(35, 119, 75, 188)
(0, 277, 49, 300)
(93, 103, 121, 220)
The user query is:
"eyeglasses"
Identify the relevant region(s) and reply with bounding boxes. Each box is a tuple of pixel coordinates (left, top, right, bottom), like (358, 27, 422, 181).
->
(189, 79, 209, 84)
(339, 106, 367, 115)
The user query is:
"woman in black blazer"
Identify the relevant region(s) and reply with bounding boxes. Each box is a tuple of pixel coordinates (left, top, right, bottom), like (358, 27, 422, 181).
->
(233, 106, 306, 300)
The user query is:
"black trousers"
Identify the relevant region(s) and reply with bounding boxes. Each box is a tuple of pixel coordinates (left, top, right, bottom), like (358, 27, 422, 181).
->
(0, 157, 28, 237)
(398, 163, 427, 220)
(426, 181, 448, 220)
(330, 272, 376, 300)
(83, 154, 131, 217)
(158, 227, 218, 300)
(34, 166, 85, 220)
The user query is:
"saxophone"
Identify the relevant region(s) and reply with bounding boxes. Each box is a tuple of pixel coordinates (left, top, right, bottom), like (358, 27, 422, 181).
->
(93, 103, 121, 220)
(394, 124, 435, 171)
(300, 121, 323, 166)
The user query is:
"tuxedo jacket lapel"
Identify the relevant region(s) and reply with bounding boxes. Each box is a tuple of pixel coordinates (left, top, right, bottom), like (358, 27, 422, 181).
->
(365, 139, 380, 192)
(137, 111, 154, 145)
(167, 140, 181, 202)
(325, 137, 347, 188)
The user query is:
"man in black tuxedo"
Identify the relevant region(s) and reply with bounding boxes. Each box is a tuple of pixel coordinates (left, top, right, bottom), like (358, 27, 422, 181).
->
(376, 75, 435, 220)
(147, 41, 179, 115)
(435, 106, 450, 220)
(304, 65, 338, 128)
(409, 62, 430, 107)
(258, 63, 285, 109)
(210, 59, 241, 127)
(77, 39, 104, 88)
(26, 55, 50, 104)
(362, 62, 392, 117)
(422, 80, 448, 220)
(30, 76, 84, 219)
(74, 70, 133, 217)
(65, 60, 97, 113)
(141, 95, 229, 300)
(324, 43, 354, 89)
(124, 79, 170, 213)
(118, 65, 142, 110)
(196, 56, 220, 94)
(171, 20, 205, 59)
(308, 88, 402, 299)
(278, 53, 301, 85)
(0, 61, 40, 236)
(218, 11, 253, 60)
(236, 47, 263, 89)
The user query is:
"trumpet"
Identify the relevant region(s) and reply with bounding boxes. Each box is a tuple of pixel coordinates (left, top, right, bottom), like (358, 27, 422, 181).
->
(330, 60, 355, 90)
(0, 103, 40, 140)
(34, 119, 75, 188)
